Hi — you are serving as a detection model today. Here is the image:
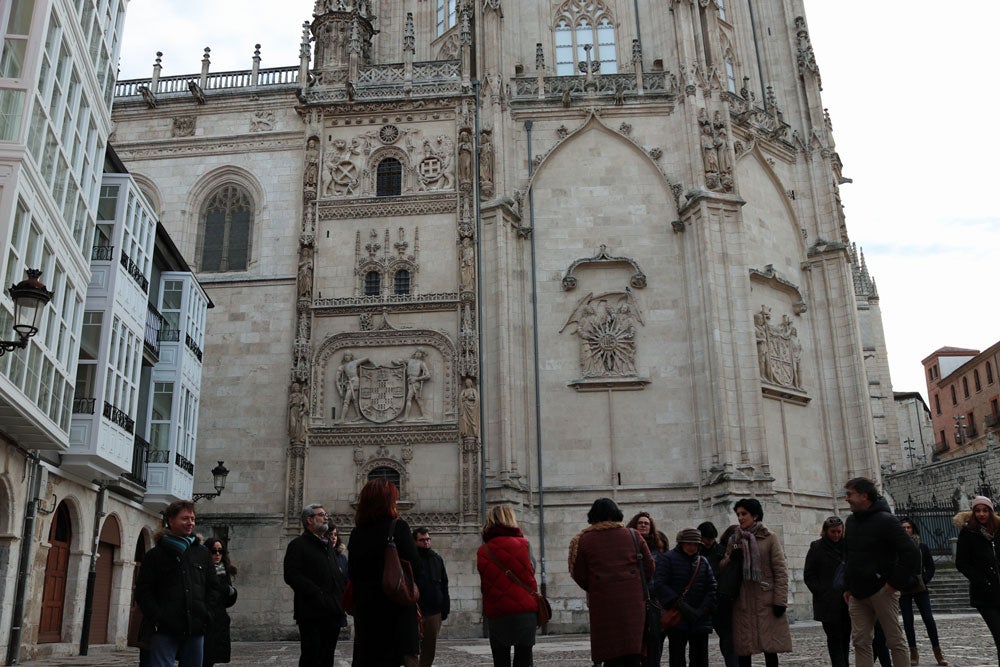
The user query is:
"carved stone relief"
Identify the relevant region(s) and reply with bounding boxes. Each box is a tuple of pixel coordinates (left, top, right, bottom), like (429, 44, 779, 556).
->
(171, 116, 195, 137)
(561, 290, 644, 379)
(323, 137, 362, 196)
(699, 108, 734, 192)
(250, 110, 275, 132)
(562, 245, 647, 291)
(753, 305, 803, 390)
(418, 135, 455, 191)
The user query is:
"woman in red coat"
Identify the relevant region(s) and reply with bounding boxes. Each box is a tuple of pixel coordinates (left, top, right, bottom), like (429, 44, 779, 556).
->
(477, 505, 539, 667)
(569, 498, 654, 667)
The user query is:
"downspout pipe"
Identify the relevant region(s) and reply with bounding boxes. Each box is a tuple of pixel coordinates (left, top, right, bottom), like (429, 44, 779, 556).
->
(633, 0, 643, 54)
(79, 484, 108, 655)
(6, 453, 43, 666)
(524, 120, 548, 626)
(747, 0, 768, 109)
(473, 78, 487, 529)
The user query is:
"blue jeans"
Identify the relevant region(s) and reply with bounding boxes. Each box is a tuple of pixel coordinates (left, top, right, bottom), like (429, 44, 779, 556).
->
(900, 590, 940, 648)
(147, 633, 203, 667)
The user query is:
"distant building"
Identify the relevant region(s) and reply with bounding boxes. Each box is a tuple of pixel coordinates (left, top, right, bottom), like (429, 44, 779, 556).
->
(893, 391, 935, 470)
(923, 342, 1000, 458)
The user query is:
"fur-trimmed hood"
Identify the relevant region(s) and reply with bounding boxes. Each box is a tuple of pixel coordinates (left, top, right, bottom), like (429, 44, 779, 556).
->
(954, 509, 1000, 530)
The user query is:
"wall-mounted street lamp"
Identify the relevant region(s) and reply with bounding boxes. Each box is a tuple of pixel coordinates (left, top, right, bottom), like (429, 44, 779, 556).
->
(192, 461, 230, 503)
(0, 269, 53, 357)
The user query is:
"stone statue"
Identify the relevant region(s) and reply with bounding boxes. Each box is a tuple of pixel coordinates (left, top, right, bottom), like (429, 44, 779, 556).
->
(298, 260, 313, 299)
(754, 305, 770, 380)
(459, 378, 480, 439)
(403, 349, 431, 420)
(459, 237, 475, 291)
(288, 382, 307, 441)
(457, 128, 474, 187)
(336, 351, 370, 422)
(700, 116, 718, 174)
(304, 136, 319, 190)
(479, 128, 495, 197)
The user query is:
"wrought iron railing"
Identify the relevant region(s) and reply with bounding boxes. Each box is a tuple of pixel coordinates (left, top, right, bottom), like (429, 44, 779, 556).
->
(159, 328, 181, 342)
(145, 303, 165, 357)
(72, 397, 96, 414)
(103, 401, 135, 434)
(894, 496, 961, 556)
(175, 452, 194, 474)
(119, 251, 149, 293)
(185, 333, 203, 362)
(91, 245, 115, 261)
(124, 436, 150, 487)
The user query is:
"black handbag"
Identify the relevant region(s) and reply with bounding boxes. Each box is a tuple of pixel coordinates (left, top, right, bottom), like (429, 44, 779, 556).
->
(629, 529, 662, 641)
(717, 546, 744, 602)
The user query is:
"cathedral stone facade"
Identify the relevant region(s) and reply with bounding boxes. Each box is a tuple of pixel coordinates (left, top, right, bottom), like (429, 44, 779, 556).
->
(110, 0, 889, 638)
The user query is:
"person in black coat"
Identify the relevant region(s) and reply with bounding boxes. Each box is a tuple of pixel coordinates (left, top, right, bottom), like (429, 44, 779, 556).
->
(898, 517, 947, 666)
(803, 516, 850, 667)
(348, 479, 422, 667)
(844, 478, 921, 667)
(652, 528, 717, 667)
(283, 503, 347, 667)
(954, 495, 1000, 667)
(135, 500, 223, 667)
(413, 527, 450, 667)
(202, 538, 238, 667)
(702, 523, 739, 667)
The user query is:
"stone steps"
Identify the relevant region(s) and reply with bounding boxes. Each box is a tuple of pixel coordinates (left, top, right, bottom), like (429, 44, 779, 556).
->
(926, 566, 975, 614)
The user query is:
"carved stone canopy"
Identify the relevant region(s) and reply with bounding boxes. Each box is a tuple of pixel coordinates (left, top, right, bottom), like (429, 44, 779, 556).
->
(562, 245, 647, 291)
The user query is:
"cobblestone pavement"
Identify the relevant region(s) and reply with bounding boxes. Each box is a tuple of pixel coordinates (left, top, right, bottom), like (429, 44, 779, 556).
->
(17, 614, 998, 666)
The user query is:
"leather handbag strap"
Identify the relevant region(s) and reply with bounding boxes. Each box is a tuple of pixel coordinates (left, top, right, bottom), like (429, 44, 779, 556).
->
(678, 556, 701, 601)
(387, 518, 398, 544)
(629, 528, 652, 603)
(483, 543, 535, 595)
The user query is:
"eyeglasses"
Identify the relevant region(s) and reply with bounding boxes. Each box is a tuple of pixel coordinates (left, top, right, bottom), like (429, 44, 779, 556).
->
(210, 549, 224, 554)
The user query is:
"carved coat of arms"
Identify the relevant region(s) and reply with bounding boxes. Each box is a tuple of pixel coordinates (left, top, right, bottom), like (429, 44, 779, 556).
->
(358, 362, 406, 423)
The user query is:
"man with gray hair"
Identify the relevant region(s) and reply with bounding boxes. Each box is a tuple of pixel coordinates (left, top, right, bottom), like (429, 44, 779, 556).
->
(283, 504, 347, 667)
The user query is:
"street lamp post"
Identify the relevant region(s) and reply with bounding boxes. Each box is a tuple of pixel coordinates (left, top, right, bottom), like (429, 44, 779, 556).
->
(0, 269, 53, 356)
(192, 461, 230, 503)
(903, 437, 917, 466)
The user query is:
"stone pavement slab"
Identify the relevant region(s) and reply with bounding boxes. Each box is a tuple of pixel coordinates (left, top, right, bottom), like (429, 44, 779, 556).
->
(15, 614, 998, 666)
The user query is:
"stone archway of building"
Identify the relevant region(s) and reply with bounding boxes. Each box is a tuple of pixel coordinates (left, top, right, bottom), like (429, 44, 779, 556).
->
(89, 515, 122, 645)
(38, 502, 72, 643)
(126, 531, 149, 647)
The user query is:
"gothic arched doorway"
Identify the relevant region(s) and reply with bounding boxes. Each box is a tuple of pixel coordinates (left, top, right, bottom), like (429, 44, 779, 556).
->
(89, 515, 121, 644)
(38, 502, 72, 643)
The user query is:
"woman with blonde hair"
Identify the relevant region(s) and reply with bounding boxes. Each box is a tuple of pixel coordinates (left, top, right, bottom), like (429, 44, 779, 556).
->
(477, 505, 540, 667)
(954, 495, 1000, 666)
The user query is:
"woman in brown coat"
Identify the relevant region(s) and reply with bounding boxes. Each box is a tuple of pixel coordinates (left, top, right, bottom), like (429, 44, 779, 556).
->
(569, 498, 654, 667)
(723, 498, 792, 667)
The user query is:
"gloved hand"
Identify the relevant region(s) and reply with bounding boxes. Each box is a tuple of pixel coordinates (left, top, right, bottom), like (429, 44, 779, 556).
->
(678, 600, 698, 622)
(772, 604, 786, 617)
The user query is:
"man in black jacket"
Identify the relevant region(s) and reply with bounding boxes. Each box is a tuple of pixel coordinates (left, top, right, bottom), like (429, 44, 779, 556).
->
(843, 477, 920, 667)
(283, 503, 346, 667)
(135, 500, 221, 667)
(413, 527, 450, 667)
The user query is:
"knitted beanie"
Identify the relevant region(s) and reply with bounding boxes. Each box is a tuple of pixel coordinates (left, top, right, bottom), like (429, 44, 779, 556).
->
(971, 495, 995, 512)
(676, 528, 703, 544)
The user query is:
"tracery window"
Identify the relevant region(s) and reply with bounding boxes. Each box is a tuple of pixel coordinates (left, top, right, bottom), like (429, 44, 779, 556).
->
(436, 0, 457, 36)
(394, 269, 411, 295)
(554, 1, 617, 76)
(364, 270, 381, 296)
(200, 184, 252, 272)
(376, 157, 402, 197)
(368, 466, 401, 489)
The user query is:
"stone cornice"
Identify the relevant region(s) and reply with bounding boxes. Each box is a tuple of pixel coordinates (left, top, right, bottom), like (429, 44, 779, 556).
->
(317, 193, 457, 219)
(114, 132, 302, 161)
(308, 424, 460, 447)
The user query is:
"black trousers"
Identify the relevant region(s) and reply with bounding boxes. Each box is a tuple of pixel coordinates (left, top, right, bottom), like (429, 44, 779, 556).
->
(297, 617, 339, 667)
(976, 605, 1000, 666)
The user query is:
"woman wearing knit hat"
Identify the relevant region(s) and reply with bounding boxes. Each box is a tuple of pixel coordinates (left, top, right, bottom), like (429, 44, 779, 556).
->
(954, 495, 1000, 666)
(651, 528, 717, 667)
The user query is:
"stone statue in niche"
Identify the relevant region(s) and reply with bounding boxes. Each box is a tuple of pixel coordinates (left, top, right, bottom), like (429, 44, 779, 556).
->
(336, 351, 370, 422)
(402, 349, 431, 421)
(479, 128, 495, 198)
(459, 237, 476, 292)
(561, 291, 644, 378)
(304, 136, 319, 191)
(298, 259, 313, 299)
(698, 108, 733, 192)
(288, 382, 308, 441)
(457, 128, 474, 189)
(753, 306, 804, 390)
(459, 378, 480, 439)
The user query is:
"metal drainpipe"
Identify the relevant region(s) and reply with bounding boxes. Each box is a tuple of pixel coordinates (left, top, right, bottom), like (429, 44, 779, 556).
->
(6, 453, 43, 666)
(473, 78, 487, 529)
(747, 0, 768, 109)
(524, 120, 548, 620)
(633, 0, 643, 53)
(78, 484, 108, 655)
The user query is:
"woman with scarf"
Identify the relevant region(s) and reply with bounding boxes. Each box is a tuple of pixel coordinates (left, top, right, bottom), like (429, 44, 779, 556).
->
(722, 498, 792, 667)
(476, 504, 539, 667)
(202, 538, 238, 667)
(954, 495, 1000, 666)
(803, 516, 849, 667)
(898, 517, 947, 666)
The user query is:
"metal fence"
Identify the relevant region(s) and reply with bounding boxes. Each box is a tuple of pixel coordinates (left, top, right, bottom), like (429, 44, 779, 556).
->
(894, 496, 960, 557)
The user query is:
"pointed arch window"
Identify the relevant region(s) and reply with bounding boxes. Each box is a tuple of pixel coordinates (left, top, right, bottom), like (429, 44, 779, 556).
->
(376, 157, 402, 197)
(201, 184, 252, 272)
(554, 1, 617, 76)
(364, 270, 381, 296)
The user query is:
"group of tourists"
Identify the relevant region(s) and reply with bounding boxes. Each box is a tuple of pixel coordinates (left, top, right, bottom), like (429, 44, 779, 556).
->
(130, 478, 1000, 667)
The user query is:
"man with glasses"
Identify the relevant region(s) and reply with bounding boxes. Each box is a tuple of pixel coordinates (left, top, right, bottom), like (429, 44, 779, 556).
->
(413, 527, 450, 667)
(283, 503, 347, 667)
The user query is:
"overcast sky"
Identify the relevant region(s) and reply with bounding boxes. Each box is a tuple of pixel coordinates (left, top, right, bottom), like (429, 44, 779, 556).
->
(116, 2, 999, 400)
